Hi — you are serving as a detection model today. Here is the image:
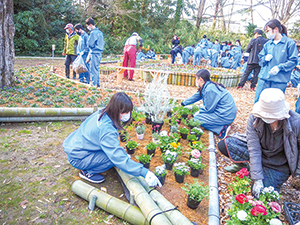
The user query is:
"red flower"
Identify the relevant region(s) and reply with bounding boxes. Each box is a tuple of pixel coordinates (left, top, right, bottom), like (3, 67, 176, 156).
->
(236, 168, 249, 178)
(235, 194, 248, 204)
(250, 205, 267, 216)
(268, 202, 282, 213)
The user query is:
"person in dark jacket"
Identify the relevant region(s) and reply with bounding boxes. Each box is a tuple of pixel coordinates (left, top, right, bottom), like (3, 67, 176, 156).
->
(170, 45, 183, 64)
(218, 88, 300, 197)
(238, 29, 268, 90)
(171, 34, 180, 49)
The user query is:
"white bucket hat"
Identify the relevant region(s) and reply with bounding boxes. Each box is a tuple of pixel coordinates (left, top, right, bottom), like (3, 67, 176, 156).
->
(251, 88, 290, 121)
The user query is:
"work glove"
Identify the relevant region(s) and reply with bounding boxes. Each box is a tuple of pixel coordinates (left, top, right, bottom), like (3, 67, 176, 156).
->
(265, 54, 273, 62)
(269, 66, 280, 76)
(252, 179, 264, 199)
(297, 84, 300, 95)
(79, 52, 84, 56)
(86, 53, 91, 63)
(145, 171, 162, 187)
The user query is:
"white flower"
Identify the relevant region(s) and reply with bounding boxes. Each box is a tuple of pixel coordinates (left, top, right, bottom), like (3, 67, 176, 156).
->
(237, 210, 247, 221)
(269, 218, 282, 225)
(268, 186, 275, 192)
(165, 150, 170, 155)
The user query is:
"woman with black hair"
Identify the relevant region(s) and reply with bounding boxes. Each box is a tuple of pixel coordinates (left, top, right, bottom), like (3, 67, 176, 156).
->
(63, 92, 161, 187)
(255, 19, 298, 103)
(181, 69, 237, 139)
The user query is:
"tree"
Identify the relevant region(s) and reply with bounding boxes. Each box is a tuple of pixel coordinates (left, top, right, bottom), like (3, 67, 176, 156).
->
(212, 0, 220, 30)
(0, 0, 15, 88)
(174, 0, 184, 25)
(196, 0, 206, 28)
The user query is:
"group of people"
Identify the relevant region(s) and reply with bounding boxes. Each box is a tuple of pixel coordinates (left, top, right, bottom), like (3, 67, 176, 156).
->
(63, 19, 300, 199)
(63, 18, 104, 87)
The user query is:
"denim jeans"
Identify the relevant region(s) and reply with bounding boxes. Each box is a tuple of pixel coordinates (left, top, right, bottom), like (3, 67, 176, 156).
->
(223, 137, 290, 191)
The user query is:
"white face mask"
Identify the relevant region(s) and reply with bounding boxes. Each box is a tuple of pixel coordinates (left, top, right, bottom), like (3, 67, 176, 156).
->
(120, 112, 131, 122)
(266, 31, 276, 40)
(66, 29, 70, 34)
(196, 80, 200, 88)
(87, 26, 92, 31)
(261, 118, 277, 124)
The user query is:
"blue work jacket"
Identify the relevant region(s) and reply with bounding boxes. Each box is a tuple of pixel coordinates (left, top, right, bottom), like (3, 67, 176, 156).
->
(221, 57, 231, 68)
(258, 34, 298, 83)
(207, 41, 213, 49)
(88, 27, 105, 54)
(77, 31, 89, 55)
(183, 46, 195, 56)
(63, 110, 148, 177)
(212, 43, 220, 53)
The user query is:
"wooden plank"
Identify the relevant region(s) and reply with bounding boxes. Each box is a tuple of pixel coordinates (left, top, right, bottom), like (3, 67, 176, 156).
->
(117, 68, 126, 84)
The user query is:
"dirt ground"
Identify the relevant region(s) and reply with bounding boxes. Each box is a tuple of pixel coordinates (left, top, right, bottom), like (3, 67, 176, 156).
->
(1, 58, 300, 224)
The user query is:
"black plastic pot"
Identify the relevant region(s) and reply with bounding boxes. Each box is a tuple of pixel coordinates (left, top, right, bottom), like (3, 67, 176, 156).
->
(141, 162, 150, 169)
(167, 111, 172, 117)
(190, 168, 200, 177)
(158, 175, 166, 186)
(145, 113, 152, 124)
(120, 134, 127, 142)
(165, 162, 173, 170)
(152, 121, 164, 133)
(196, 134, 202, 140)
(181, 114, 188, 119)
(147, 149, 155, 156)
(174, 173, 184, 183)
(180, 133, 188, 139)
(126, 147, 135, 155)
(187, 196, 201, 209)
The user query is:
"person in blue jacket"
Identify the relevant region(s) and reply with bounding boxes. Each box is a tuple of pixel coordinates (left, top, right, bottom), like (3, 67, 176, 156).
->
(193, 45, 203, 66)
(63, 92, 162, 187)
(146, 48, 156, 59)
(231, 39, 243, 69)
(220, 52, 231, 69)
(207, 48, 218, 67)
(212, 39, 221, 54)
(198, 35, 208, 59)
(181, 69, 237, 139)
(136, 51, 147, 61)
(182, 45, 195, 64)
(254, 19, 298, 103)
(207, 38, 213, 49)
(221, 41, 229, 52)
(74, 24, 90, 84)
(85, 18, 105, 88)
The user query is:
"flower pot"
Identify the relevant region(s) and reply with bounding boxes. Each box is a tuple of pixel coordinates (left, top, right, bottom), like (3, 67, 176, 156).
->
(126, 147, 135, 155)
(167, 111, 172, 117)
(158, 175, 166, 186)
(147, 149, 155, 156)
(190, 168, 200, 177)
(152, 138, 159, 144)
(180, 133, 188, 139)
(188, 140, 196, 145)
(196, 134, 202, 140)
(141, 162, 150, 169)
(174, 173, 184, 183)
(120, 134, 127, 142)
(152, 121, 164, 133)
(136, 133, 144, 140)
(165, 162, 174, 170)
(177, 118, 181, 125)
(181, 114, 188, 119)
(146, 117, 152, 124)
(199, 169, 204, 175)
(187, 197, 201, 209)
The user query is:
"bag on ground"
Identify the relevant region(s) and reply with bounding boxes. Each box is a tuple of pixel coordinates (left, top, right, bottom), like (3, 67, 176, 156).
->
(73, 55, 88, 74)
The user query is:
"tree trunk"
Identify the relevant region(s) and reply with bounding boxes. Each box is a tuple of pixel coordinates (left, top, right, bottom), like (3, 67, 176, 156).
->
(174, 0, 183, 25)
(250, 0, 253, 24)
(227, 0, 235, 31)
(212, 0, 220, 30)
(196, 0, 206, 28)
(220, 2, 226, 32)
(0, 0, 15, 88)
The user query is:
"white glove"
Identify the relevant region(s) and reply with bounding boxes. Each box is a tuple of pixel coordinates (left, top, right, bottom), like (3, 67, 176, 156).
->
(86, 52, 91, 63)
(79, 52, 84, 56)
(145, 171, 162, 187)
(269, 66, 280, 76)
(252, 179, 264, 199)
(297, 84, 300, 95)
(265, 54, 273, 62)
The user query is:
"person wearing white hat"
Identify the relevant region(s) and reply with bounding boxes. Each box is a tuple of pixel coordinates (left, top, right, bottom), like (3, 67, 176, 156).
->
(218, 88, 300, 198)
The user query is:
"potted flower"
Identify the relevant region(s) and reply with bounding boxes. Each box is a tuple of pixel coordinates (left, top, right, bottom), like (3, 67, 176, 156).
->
(154, 165, 167, 186)
(228, 168, 251, 195)
(187, 119, 202, 130)
(187, 134, 197, 144)
(161, 150, 178, 170)
(146, 142, 157, 156)
(191, 127, 204, 140)
(135, 122, 146, 140)
(169, 132, 180, 143)
(173, 162, 190, 183)
(145, 112, 152, 124)
(119, 130, 129, 142)
(152, 132, 160, 144)
(179, 127, 189, 139)
(188, 141, 206, 152)
(125, 140, 139, 154)
(187, 158, 206, 177)
(182, 179, 209, 209)
(135, 154, 152, 168)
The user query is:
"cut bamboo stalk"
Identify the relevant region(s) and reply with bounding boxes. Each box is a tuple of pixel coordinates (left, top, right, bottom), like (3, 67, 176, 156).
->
(137, 177, 193, 225)
(71, 180, 149, 225)
(116, 168, 172, 225)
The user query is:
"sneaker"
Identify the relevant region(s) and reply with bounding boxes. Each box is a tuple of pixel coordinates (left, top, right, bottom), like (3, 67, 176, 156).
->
(79, 170, 105, 184)
(224, 163, 250, 173)
(250, 87, 255, 91)
(218, 125, 231, 139)
(237, 86, 242, 89)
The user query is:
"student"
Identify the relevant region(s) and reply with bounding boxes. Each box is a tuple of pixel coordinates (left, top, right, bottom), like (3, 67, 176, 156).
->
(218, 88, 300, 196)
(207, 48, 218, 67)
(171, 34, 180, 49)
(220, 52, 231, 69)
(231, 39, 243, 70)
(182, 45, 195, 64)
(254, 19, 298, 103)
(146, 48, 156, 59)
(193, 45, 203, 66)
(181, 69, 237, 139)
(212, 39, 221, 54)
(63, 92, 161, 187)
(170, 45, 183, 64)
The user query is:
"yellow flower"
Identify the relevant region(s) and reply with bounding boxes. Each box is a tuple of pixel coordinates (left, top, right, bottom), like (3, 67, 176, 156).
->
(170, 142, 178, 148)
(192, 141, 196, 145)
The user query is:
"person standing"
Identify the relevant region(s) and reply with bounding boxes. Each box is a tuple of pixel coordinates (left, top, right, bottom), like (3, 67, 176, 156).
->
(254, 19, 298, 103)
(122, 32, 143, 81)
(171, 34, 180, 49)
(238, 29, 268, 90)
(212, 39, 221, 54)
(74, 23, 90, 84)
(62, 23, 79, 79)
(230, 39, 243, 70)
(170, 45, 183, 64)
(181, 69, 237, 139)
(85, 18, 105, 88)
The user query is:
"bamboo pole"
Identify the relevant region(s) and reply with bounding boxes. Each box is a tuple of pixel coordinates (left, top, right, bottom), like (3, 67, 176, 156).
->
(71, 180, 149, 225)
(137, 177, 194, 225)
(116, 168, 172, 225)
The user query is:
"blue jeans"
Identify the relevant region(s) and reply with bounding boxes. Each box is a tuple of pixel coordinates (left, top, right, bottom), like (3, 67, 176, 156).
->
(224, 137, 290, 191)
(90, 52, 102, 86)
(254, 79, 287, 103)
(79, 53, 90, 83)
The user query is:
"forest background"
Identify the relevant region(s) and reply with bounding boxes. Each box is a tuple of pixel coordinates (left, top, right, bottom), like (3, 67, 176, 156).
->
(14, 0, 300, 57)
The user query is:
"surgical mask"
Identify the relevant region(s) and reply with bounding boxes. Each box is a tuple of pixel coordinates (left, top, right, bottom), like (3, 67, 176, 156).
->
(196, 81, 200, 88)
(266, 31, 276, 40)
(66, 29, 70, 34)
(236, 43, 239, 46)
(120, 112, 131, 122)
(87, 26, 92, 31)
(261, 117, 277, 124)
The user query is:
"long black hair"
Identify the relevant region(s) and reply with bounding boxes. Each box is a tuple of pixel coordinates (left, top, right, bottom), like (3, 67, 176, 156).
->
(99, 92, 133, 130)
(195, 69, 225, 97)
(264, 19, 287, 36)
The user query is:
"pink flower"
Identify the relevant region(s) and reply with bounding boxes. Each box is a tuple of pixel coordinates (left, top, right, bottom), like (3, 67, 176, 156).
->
(250, 205, 267, 216)
(249, 200, 264, 206)
(268, 202, 282, 213)
(235, 194, 248, 204)
(191, 149, 201, 159)
(246, 195, 254, 201)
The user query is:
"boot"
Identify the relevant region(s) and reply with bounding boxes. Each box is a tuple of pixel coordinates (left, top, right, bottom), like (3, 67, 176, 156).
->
(73, 71, 76, 80)
(224, 162, 249, 173)
(65, 68, 70, 79)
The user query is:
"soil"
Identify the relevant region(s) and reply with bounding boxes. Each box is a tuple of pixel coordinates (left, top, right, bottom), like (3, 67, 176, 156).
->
(1, 58, 299, 224)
